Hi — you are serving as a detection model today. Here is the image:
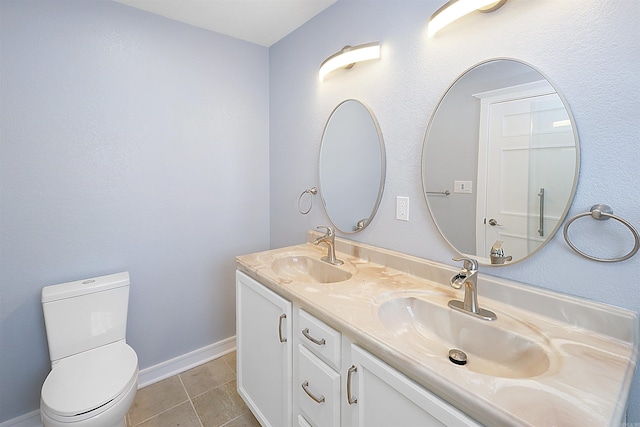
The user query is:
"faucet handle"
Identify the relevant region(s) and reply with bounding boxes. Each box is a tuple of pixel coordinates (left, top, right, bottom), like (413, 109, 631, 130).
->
(452, 257, 478, 271)
(316, 225, 334, 236)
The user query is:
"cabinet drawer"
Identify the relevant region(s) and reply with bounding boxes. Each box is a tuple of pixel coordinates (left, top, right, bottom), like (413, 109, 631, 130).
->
(298, 309, 341, 369)
(297, 345, 340, 427)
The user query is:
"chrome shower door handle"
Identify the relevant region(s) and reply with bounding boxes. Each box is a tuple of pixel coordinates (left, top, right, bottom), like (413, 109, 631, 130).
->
(538, 188, 545, 236)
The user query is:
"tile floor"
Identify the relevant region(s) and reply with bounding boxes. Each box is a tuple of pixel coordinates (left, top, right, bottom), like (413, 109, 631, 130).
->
(126, 351, 260, 427)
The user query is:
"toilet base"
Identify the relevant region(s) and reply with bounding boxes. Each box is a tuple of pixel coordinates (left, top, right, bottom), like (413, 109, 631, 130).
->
(42, 413, 126, 427)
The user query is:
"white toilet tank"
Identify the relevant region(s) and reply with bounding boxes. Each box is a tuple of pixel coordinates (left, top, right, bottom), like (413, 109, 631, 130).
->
(42, 272, 130, 364)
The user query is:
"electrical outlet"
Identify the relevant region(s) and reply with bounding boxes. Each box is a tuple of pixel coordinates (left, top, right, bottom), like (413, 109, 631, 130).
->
(396, 196, 409, 221)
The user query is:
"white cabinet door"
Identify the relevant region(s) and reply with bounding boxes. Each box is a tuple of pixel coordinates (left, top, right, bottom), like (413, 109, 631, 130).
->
(236, 271, 292, 427)
(347, 345, 481, 427)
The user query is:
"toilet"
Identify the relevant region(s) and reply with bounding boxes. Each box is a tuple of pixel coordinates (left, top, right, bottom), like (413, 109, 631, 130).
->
(40, 272, 138, 427)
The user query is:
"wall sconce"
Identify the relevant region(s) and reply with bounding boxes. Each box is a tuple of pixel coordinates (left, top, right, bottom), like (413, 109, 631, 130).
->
(428, 0, 507, 37)
(319, 42, 381, 81)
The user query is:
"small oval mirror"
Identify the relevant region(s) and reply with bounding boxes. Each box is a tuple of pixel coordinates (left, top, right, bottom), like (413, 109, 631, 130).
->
(319, 100, 386, 233)
(422, 59, 579, 266)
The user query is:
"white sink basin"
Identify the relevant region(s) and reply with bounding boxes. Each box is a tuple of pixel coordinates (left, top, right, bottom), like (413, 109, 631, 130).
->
(271, 255, 352, 284)
(376, 293, 552, 379)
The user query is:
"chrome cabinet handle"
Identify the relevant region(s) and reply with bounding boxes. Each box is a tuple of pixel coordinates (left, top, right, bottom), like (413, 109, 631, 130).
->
(278, 314, 287, 343)
(346, 365, 358, 405)
(302, 328, 326, 346)
(301, 381, 325, 404)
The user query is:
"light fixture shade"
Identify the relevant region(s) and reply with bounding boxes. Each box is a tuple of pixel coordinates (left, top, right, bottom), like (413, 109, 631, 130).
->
(428, 0, 506, 37)
(319, 42, 381, 81)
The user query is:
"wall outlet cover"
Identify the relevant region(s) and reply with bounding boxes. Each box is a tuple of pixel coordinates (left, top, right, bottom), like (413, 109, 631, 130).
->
(396, 196, 409, 221)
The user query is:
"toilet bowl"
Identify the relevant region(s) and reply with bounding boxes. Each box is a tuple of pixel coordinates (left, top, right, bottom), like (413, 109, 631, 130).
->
(40, 272, 138, 427)
(41, 341, 138, 427)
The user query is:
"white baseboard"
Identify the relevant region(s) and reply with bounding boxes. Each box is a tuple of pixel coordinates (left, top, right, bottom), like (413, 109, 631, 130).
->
(0, 337, 236, 427)
(137, 335, 236, 388)
(0, 411, 41, 427)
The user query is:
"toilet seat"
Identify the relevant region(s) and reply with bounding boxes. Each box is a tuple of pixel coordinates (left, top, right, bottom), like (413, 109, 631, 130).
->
(41, 341, 138, 421)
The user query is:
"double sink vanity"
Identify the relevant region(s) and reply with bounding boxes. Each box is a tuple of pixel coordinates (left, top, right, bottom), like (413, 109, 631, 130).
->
(236, 231, 638, 427)
(234, 57, 637, 426)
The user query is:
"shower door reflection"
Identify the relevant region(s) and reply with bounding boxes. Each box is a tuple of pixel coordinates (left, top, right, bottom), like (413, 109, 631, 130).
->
(476, 82, 576, 260)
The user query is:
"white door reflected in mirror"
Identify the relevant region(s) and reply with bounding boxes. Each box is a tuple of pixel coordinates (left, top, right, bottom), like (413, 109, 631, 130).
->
(476, 82, 576, 260)
(422, 59, 579, 266)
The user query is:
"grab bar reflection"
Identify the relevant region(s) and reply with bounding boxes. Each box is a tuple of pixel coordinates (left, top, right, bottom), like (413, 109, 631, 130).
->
(426, 190, 451, 196)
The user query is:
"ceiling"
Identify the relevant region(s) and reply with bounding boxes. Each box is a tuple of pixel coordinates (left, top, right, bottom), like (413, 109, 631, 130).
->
(114, 0, 337, 47)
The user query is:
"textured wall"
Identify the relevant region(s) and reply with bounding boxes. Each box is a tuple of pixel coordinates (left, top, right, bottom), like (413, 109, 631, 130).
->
(0, 0, 269, 421)
(270, 0, 640, 421)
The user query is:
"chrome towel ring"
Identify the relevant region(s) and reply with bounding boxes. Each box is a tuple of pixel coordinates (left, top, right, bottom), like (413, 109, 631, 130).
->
(297, 187, 318, 215)
(563, 204, 639, 262)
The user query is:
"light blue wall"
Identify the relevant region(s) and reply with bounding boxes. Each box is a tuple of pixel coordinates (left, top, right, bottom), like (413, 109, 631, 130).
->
(2, 0, 638, 423)
(270, 0, 640, 422)
(0, 0, 269, 421)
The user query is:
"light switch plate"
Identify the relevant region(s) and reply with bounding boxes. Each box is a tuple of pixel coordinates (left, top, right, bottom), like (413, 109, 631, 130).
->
(454, 181, 473, 194)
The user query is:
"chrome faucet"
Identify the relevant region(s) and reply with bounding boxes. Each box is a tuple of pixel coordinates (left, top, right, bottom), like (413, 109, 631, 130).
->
(448, 257, 496, 321)
(313, 226, 343, 266)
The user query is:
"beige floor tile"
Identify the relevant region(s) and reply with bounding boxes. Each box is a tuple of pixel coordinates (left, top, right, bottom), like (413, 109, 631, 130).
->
(180, 357, 235, 398)
(221, 352, 236, 374)
(128, 376, 190, 425)
(192, 381, 247, 427)
(221, 411, 260, 427)
(136, 402, 202, 427)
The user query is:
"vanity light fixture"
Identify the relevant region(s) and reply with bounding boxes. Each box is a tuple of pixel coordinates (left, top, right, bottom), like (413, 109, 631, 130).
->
(319, 42, 381, 81)
(428, 0, 507, 37)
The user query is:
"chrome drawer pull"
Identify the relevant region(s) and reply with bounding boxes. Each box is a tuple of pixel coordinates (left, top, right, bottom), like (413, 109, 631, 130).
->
(278, 314, 287, 343)
(301, 381, 325, 404)
(302, 328, 326, 346)
(347, 365, 358, 405)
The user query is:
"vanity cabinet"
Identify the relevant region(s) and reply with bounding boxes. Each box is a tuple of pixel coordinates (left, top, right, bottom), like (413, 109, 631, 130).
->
(236, 271, 480, 427)
(236, 271, 292, 427)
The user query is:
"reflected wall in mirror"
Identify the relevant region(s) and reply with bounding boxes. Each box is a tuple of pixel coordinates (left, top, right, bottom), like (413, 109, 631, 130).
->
(422, 59, 579, 266)
(319, 99, 386, 233)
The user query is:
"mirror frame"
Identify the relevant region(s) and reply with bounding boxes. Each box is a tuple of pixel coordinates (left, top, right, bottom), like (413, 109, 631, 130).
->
(318, 99, 386, 234)
(422, 58, 581, 266)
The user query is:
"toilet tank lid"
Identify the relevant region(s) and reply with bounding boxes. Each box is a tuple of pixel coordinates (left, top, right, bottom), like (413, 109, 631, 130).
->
(42, 272, 130, 303)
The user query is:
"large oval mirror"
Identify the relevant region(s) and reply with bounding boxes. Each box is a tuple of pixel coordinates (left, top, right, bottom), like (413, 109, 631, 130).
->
(319, 99, 386, 233)
(422, 59, 579, 266)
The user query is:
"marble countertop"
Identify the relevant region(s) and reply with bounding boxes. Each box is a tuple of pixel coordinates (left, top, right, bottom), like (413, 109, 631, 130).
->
(236, 232, 638, 426)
